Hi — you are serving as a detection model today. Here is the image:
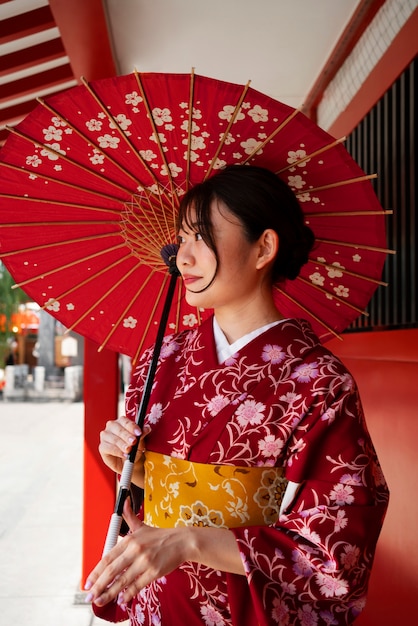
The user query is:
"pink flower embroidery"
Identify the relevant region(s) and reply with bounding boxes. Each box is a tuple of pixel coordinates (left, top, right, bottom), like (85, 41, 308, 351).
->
(297, 604, 319, 625)
(207, 394, 229, 416)
(330, 483, 355, 505)
(262, 344, 285, 364)
(291, 362, 319, 383)
(200, 603, 224, 626)
(160, 336, 180, 359)
(315, 572, 349, 598)
(258, 434, 284, 458)
(340, 544, 360, 570)
(272, 597, 290, 624)
(148, 403, 163, 424)
(235, 399, 266, 427)
(292, 549, 314, 577)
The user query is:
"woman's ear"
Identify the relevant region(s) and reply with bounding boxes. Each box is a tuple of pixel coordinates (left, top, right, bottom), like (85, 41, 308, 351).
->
(255, 229, 279, 270)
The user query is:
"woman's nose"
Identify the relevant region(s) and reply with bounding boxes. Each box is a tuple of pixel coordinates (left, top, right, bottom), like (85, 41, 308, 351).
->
(177, 241, 193, 267)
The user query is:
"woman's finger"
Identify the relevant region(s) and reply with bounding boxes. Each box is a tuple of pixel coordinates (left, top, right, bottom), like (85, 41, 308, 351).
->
(123, 497, 142, 532)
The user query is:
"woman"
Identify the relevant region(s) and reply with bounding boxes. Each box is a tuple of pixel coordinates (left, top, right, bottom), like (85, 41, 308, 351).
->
(85, 165, 388, 625)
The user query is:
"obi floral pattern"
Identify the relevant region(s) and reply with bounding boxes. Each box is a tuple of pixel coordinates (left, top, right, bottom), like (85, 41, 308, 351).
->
(95, 317, 388, 626)
(143, 450, 288, 529)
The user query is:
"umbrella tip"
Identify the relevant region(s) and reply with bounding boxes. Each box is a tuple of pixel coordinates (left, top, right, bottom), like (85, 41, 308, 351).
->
(161, 244, 180, 275)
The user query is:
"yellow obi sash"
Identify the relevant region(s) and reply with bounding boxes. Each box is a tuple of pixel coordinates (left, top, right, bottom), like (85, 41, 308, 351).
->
(143, 450, 288, 529)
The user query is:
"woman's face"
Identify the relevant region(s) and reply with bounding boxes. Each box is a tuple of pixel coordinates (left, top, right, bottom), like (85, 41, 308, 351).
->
(176, 199, 266, 313)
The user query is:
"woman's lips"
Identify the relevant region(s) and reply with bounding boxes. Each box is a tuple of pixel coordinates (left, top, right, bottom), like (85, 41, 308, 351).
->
(182, 274, 201, 286)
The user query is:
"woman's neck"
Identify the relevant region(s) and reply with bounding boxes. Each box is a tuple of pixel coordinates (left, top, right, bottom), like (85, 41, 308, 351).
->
(214, 299, 283, 344)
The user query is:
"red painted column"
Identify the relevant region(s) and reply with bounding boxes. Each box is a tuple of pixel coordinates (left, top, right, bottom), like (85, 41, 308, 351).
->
(81, 339, 119, 585)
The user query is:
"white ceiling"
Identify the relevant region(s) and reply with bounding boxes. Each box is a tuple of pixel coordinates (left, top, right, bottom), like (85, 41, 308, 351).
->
(104, 0, 360, 109)
(0, 0, 361, 147)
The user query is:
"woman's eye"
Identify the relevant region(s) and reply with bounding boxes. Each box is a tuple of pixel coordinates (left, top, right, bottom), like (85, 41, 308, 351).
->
(194, 232, 203, 241)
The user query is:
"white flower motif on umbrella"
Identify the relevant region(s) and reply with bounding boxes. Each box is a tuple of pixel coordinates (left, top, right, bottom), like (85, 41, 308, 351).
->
(43, 125, 63, 142)
(218, 105, 245, 123)
(123, 316, 137, 328)
(248, 104, 268, 123)
(97, 134, 120, 149)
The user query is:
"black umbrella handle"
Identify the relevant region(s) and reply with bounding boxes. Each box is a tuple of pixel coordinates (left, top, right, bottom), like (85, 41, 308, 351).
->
(102, 254, 179, 555)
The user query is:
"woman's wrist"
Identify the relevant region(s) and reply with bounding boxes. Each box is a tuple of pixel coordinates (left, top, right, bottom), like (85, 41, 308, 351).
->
(185, 526, 245, 575)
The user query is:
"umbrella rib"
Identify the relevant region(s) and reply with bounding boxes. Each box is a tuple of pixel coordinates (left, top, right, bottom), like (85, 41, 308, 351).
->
(276, 137, 346, 174)
(206, 79, 252, 180)
(297, 276, 369, 315)
(307, 258, 388, 286)
(304, 209, 392, 217)
(0, 161, 128, 206)
(241, 108, 300, 165)
(11, 243, 128, 289)
(127, 189, 174, 251)
(134, 70, 179, 209)
(185, 68, 196, 192)
(63, 261, 141, 333)
(77, 78, 173, 206)
(296, 174, 378, 196)
(5, 125, 136, 198)
(0, 193, 122, 216)
(317, 238, 395, 254)
(1, 232, 121, 258)
(2, 220, 119, 228)
(98, 269, 158, 353)
(132, 273, 170, 364)
(274, 285, 341, 340)
(36, 254, 134, 309)
(38, 95, 153, 193)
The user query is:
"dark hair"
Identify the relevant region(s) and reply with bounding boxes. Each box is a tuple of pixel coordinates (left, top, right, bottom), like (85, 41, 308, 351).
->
(177, 164, 315, 282)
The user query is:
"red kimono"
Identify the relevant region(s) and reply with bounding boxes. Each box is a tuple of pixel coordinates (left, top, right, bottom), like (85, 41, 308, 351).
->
(95, 317, 388, 625)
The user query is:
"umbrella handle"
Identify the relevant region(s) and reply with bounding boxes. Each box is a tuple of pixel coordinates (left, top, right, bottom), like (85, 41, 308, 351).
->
(102, 460, 135, 555)
(102, 254, 179, 555)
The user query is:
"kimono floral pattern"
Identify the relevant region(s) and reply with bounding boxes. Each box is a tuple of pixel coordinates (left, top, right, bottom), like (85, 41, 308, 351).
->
(95, 317, 388, 626)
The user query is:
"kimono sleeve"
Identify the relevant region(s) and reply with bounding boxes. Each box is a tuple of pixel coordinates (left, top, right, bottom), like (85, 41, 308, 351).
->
(229, 380, 389, 625)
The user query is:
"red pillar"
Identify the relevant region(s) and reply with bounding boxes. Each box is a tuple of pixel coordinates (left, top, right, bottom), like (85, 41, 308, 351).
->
(81, 339, 119, 585)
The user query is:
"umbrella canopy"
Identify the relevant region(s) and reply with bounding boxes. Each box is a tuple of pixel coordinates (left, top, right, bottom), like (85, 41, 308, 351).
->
(0, 71, 390, 360)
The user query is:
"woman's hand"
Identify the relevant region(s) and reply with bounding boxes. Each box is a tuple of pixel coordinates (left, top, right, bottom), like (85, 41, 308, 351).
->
(99, 416, 146, 486)
(84, 499, 191, 608)
(84, 502, 246, 609)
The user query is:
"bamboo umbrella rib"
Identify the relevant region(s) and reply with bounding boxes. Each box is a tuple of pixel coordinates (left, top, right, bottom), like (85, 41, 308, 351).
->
(5, 125, 138, 198)
(128, 188, 174, 248)
(0, 193, 123, 216)
(78, 78, 174, 211)
(116, 227, 167, 266)
(297, 276, 369, 315)
(121, 214, 165, 256)
(241, 108, 300, 165)
(276, 137, 346, 174)
(2, 220, 120, 228)
(296, 174, 378, 197)
(12, 243, 128, 289)
(2, 231, 121, 258)
(304, 209, 392, 218)
(36, 252, 137, 307)
(39, 95, 154, 194)
(206, 80, 252, 180)
(317, 238, 395, 254)
(132, 273, 170, 364)
(98, 268, 158, 352)
(63, 261, 142, 333)
(0, 161, 131, 206)
(123, 201, 164, 249)
(307, 258, 388, 286)
(185, 68, 196, 191)
(134, 70, 178, 209)
(274, 285, 341, 340)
